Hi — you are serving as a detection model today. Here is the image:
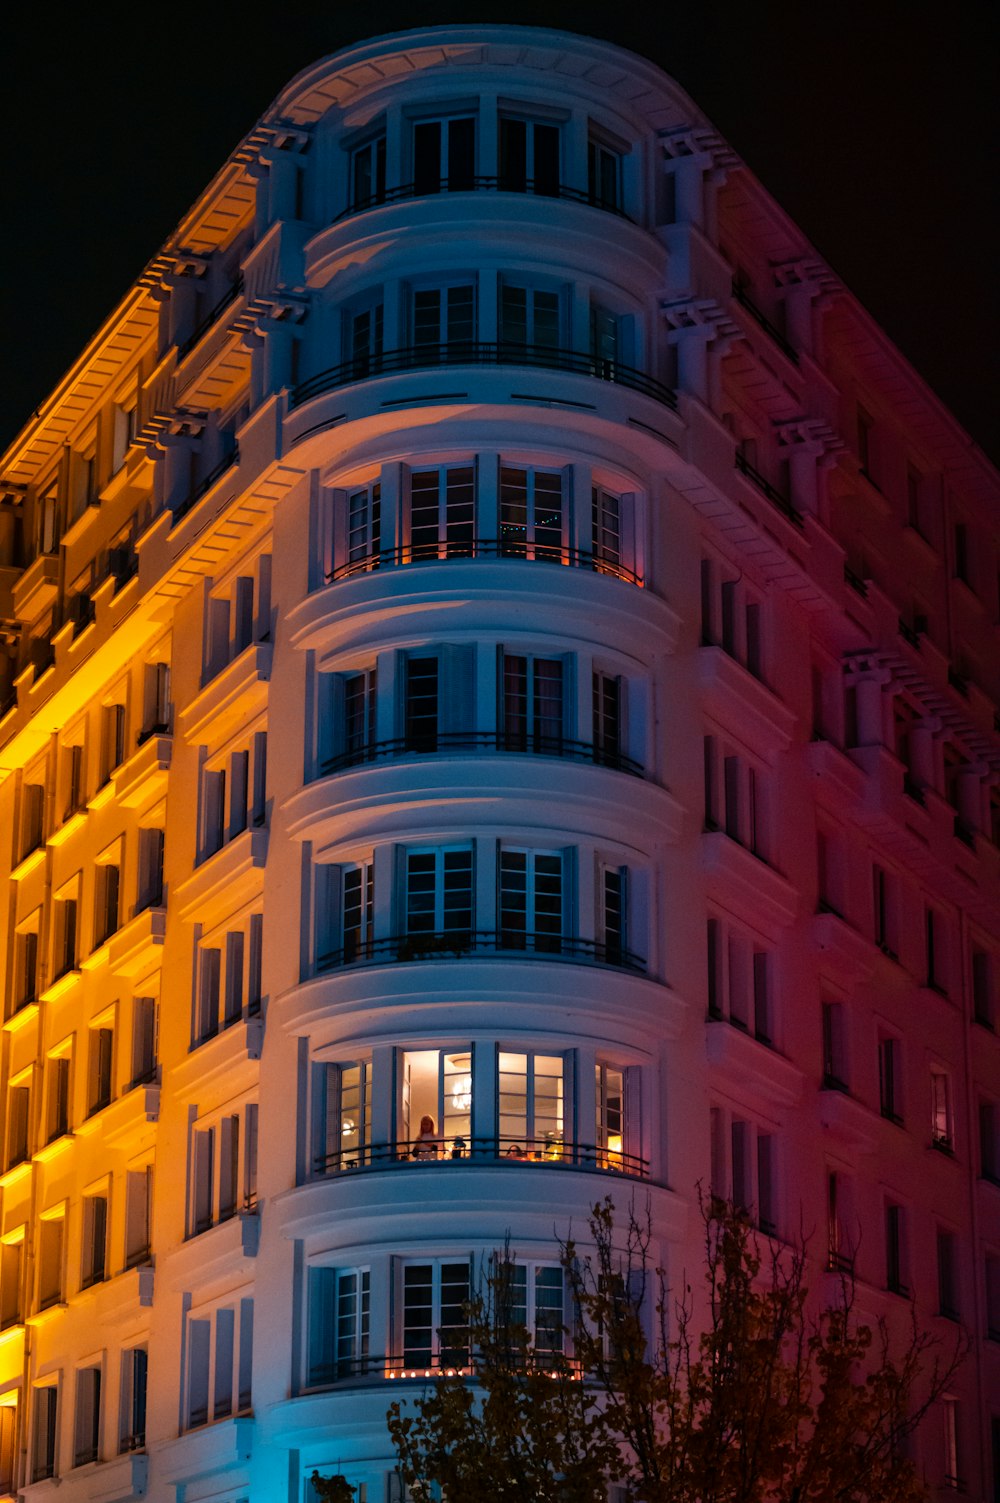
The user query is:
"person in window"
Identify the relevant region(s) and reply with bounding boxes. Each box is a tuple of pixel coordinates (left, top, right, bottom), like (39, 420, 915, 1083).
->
(412, 1115, 442, 1159)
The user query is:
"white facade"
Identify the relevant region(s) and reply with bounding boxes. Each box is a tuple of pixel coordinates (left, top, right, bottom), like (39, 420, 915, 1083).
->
(0, 24, 997, 1503)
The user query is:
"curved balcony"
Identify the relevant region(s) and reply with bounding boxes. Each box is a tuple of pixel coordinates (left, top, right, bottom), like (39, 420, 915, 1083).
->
(290, 342, 676, 414)
(315, 1134, 648, 1180)
(320, 730, 643, 778)
(328, 536, 640, 587)
(335, 175, 633, 226)
(317, 928, 645, 975)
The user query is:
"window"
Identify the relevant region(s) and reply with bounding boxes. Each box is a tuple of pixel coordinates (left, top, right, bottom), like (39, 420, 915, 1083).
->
(499, 466, 565, 559)
(184, 1299, 253, 1428)
(937, 1229, 959, 1319)
(399, 1049, 472, 1155)
(130, 997, 157, 1086)
(501, 652, 564, 751)
(600, 866, 628, 966)
(315, 1060, 372, 1173)
(953, 521, 971, 587)
(856, 404, 874, 479)
(32, 1384, 58, 1482)
(972, 947, 995, 1029)
(136, 827, 164, 911)
(925, 906, 948, 993)
(93, 853, 121, 948)
(63, 741, 85, 820)
(11, 917, 39, 1014)
(821, 1001, 849, 1091)
(701, 557, 765, 679)
(706, 917, 773, 1043)
(595, 1062, 628, 1170)
(885, 1200, 908, 1294)
(826, 1171, 855, 1271)
(404, 847, 474, 949)
(872, 864, 897, 957)
(0, 1401, 15, 1494)
(119, 1348, 147, 1453)
(0, 1236, 23, 1329)
(942, 1396, 961, 1489)
(189, 1105, 257, 1235)
(906, 466, 926, 537)
(498, 848, 564, 953)
(498, 1052, 564, 1157)
(981, 1101, 1000, 1184)
(350, 131, 386, 210)
(99, 703, 126, 785)
(588, 136, 622, 210)
(410, 283, 476, 351)
(710, 1108, 778, 1234)
(986, 1253, 1000, 1341)
(347, 301, 384, 380)
(499, 282, 562, 351)
(37, 1214, 64, 1310)
(344, 485, 381, 575)
(878, 1034, 903, 1124)
(593, 670, 623, 766)
(398, 1261, 471, 1372)
(408, 465, 475, 559)
(511, 1263, 565, 1356)
(74, 1366, 101, 1466)
(194, 918, 257, 1043)
(124, 1167, 153, 1268)
(140, 661, 170, 740)
(404, 656, 439, 752)
(45, 1052, 71, 1143)
(930, 1069, 954, 1152)
(307, 1266, 371, 1384)
(412, 115, 476, 195)
(498, 115, 560, 195)
(88, 1025, 114, 1116)
(81, 1192, 108, 1288)
(19, 781, 44, 861)
(53, 885, 79, 979)
(6, 1079, 30, 1170)
(703, 737, 767, 857)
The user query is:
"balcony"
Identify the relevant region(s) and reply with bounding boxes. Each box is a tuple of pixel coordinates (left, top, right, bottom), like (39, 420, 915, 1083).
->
(316, 928, 645, 975)
(321, 731, 642, 778)
(335, 174, 631, 224)
(328, 535, 641, 587)
(734, 450, 802, 529)
(291, 341, 676, 414)
(314, 1134, 647, 1180)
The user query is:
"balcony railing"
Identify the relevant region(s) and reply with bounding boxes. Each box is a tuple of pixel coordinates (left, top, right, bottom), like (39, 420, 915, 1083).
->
(170, 446, 239, 526)
(320, 730, 643, 778)
(336, 175, 631, 223)
(315, 1134, 648, 1179)
(329, 535, 641, 586)
(731, 280, 799, 363)
(176, 274, 244, 360)
(735, 450, 802, 528)
(317, 928, 645, 975)
(291, 341, 677, 411)
(313, 1349, 579, 1386)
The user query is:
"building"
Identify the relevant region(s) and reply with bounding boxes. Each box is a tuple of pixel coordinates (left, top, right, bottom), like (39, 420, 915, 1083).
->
(0, 22, 997, 1502)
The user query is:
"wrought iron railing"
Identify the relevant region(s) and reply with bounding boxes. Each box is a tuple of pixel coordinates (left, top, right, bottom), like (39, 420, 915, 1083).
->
(731, 280, 799, 363)
(328, 535, 640, 586)
(170, 446, 239, 525)
(735, 450, 802, 528)
(320, 730, 642, 778)
(176, 274, 245, 360)
(336, 175, 630, 223)
(291, 341, 676, 410)
(317, 928, 645, 975)
(315, 1134, 648, 1179)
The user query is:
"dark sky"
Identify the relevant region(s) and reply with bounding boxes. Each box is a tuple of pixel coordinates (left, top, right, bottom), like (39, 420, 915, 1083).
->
(3, 0, 997, 464)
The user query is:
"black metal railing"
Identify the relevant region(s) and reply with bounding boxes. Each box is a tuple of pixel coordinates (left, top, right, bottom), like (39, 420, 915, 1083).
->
(731, 280, 799, 363)
(336, 176, 631, 223)
(320, 730, 643, 778)
(317, 928, 645, 975)
(734, 450, 802, 528)
(311, 1349, 579, 1385)
(291, 342, 676, 410)
(177, 275, 245, 360)
(329, 536, 641, 586)
(315, 1134, 648, 1179)
(843, 564, 868, 596)
(170, 446, 239, 525)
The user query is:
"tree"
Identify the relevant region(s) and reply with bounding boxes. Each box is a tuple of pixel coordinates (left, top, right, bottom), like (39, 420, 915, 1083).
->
(309, 1473, 357, 1503)
(387, 1195, 964, 1503)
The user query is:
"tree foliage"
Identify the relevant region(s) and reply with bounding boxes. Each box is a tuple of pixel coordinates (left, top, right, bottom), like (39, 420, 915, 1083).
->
(387, 1196, 964, 1503)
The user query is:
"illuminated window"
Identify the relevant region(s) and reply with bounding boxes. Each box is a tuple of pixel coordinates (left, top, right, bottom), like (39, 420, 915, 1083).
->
(498, 1051, 564, 1157)
(930, 1069, 954, 1151)
(314, 1061, 372, 1174)
(596, 1062, 627, 1169)
(398, 1049, 473, 1157)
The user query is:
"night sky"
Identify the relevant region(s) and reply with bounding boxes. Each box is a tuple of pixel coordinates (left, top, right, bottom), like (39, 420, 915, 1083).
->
(3, 1, 997, 464)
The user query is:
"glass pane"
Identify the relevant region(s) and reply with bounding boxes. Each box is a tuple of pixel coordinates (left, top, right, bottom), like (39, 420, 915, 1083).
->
(535, 1267, 564, 1354)
(439, 1262, 470, 1366)
(402, 1265, 434, 1366)
(442, 1052, 472, 1147)
(533, 854, 563, 950)
(534, 1056, 564, 1149)
(499, 852, 527, 946)
(498, 1051, 528, 1146)
(499, 466, 528, 556)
